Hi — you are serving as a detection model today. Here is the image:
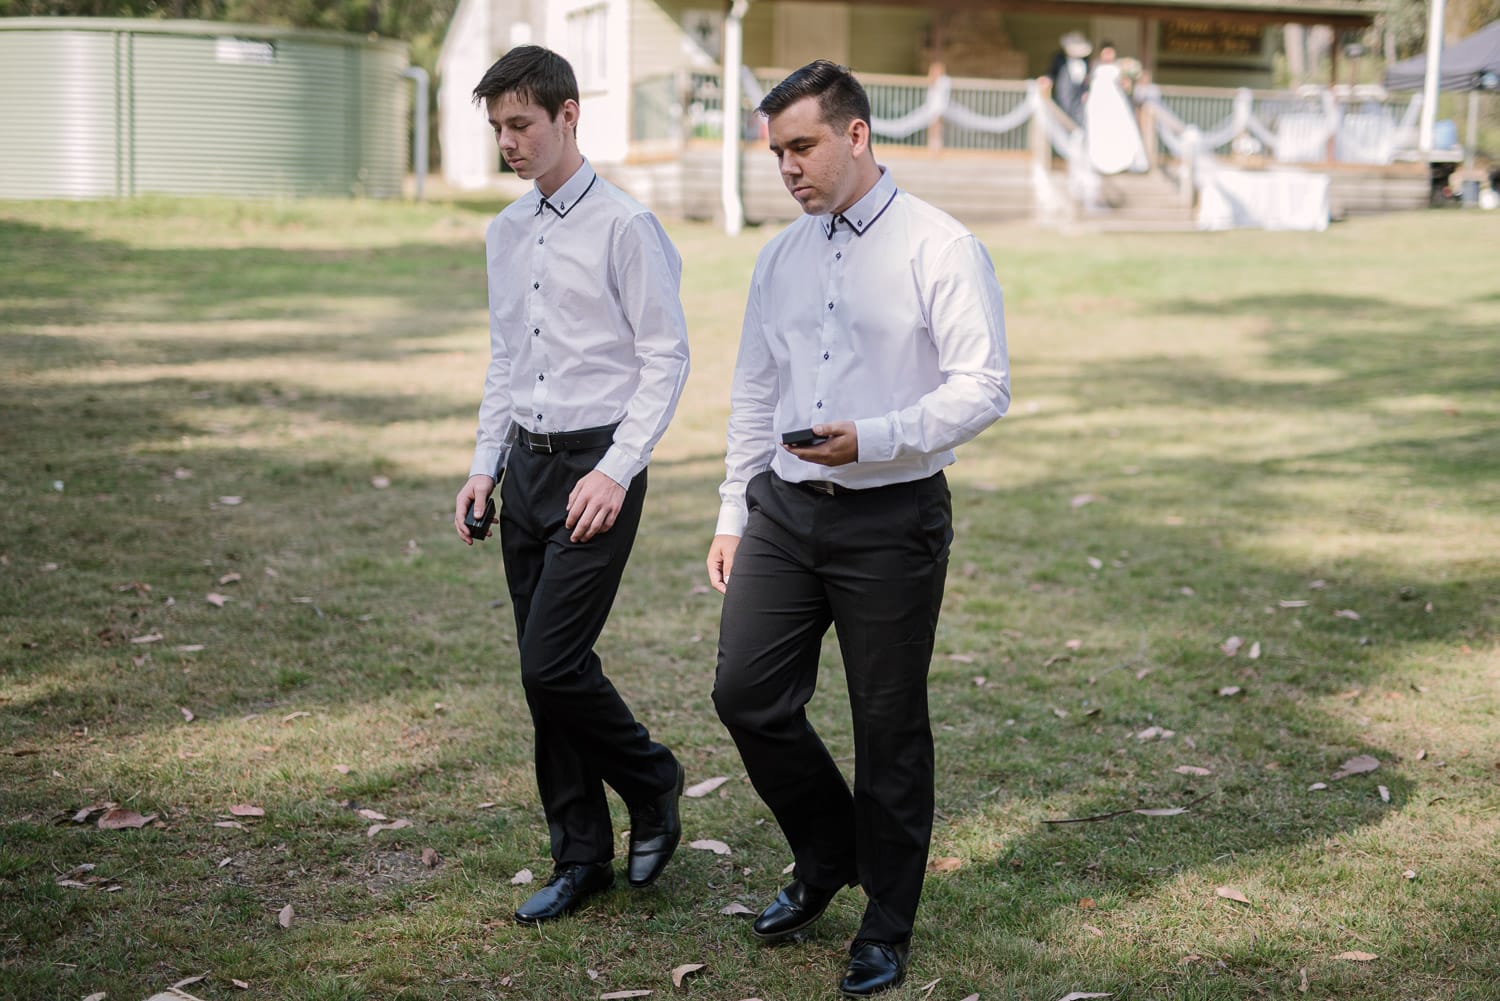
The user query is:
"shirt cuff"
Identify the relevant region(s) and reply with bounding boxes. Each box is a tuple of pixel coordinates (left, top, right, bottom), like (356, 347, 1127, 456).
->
(595, 444, 644, 489)
(853, 416, 894, 463)
(470, 444, 507, 480)
(714, 503, 748, 538)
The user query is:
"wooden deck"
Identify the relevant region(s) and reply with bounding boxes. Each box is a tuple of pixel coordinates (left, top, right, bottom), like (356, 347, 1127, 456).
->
(606, 142, 1431, 231)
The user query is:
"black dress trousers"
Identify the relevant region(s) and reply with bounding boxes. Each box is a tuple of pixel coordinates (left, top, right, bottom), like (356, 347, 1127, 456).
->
(713, 470, 952, 945)
(498, 443, 679, 867)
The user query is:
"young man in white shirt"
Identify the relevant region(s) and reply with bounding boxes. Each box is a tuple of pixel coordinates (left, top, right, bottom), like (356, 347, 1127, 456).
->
(455, 45, 690, 925)
(706, 60, 1009, 996)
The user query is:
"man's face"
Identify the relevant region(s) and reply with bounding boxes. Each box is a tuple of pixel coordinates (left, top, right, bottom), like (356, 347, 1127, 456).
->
(766, 95, 864, 217)
(486, 91, 577, 192)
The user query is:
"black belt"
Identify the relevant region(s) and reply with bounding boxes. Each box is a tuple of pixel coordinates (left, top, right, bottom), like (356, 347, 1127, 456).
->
(792, 478, 857, 496)
(512, 422, 619, 455)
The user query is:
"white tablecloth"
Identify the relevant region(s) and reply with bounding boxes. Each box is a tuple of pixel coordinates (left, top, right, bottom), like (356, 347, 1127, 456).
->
(1197, 169, 1330, 232)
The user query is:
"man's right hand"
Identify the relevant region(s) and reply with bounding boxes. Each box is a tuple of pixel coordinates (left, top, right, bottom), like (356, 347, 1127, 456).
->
(454, 474, 497, 546)
(706, 533, 740, 594)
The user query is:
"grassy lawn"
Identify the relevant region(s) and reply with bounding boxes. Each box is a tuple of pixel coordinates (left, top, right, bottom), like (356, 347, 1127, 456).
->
(1, 195, 1497, 1001)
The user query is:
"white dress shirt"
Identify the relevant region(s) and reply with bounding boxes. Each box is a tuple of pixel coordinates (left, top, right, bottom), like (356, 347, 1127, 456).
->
(470, 159, 690, 488)
(715, 168, 1009, 538)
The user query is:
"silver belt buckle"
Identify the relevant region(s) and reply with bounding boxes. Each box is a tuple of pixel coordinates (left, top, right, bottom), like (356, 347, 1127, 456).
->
(531, 431, 554, 454)
(808, 480, 835, 495)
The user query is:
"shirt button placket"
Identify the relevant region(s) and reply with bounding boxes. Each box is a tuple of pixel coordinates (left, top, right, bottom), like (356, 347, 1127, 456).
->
(531, 225, 547, 424)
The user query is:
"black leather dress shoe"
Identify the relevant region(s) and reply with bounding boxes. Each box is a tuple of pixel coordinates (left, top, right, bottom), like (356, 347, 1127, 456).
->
(627, 762, 684, 887)
(838, 940, 909, 996)
(751, 878, 847, 941)
(513, 862, 614, 924)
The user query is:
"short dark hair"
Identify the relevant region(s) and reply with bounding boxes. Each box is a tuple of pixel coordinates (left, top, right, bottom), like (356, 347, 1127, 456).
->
(757, 59, 871, 132)
(472, 45, 578, 119)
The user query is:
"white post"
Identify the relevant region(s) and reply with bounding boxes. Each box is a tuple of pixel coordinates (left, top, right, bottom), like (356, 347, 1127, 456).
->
(1465, 89, 1478, 168)
(721, 0, 751, 236)
(1418, 0, 1447, 152)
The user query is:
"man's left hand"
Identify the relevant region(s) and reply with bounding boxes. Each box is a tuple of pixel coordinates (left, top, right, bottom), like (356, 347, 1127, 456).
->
(782, 421, 858, 466)
(566, 470, 626, 542)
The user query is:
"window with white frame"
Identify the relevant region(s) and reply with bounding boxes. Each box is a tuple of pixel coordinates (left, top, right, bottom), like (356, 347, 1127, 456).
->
(566, 5, 608, 92)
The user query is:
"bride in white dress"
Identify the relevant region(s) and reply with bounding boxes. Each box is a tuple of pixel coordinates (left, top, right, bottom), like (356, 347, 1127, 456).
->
(1085, 46, 1149, 175)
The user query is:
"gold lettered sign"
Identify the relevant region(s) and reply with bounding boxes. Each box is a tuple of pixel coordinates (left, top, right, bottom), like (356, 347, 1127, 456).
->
(1161, 19, 1263, 57)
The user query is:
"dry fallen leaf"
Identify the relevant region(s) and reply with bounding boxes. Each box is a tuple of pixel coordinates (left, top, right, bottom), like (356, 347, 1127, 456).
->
(1298, 968, 1309, 993)
(1333, 609, 1361, 620)
(1332, 754, 1379, 780)
(83, 993, 107, 1001)
(1279, 599, 1309, 608)
(421, 847, 440, 868)
(1247, 641, 1261, 659)
(689, 839, 731, 856)
(927, 857, 962, 873)
(1378, 785, 1391, 802)
(218, 496, 243, 506)
(281, 711, 311, 722)
(229, 804, 264, 817)
(371, 475, 391, 489)
(1217, 686, 1242, 697)
(684, 776, 730, 798)
(476, 801, 496, 810)
(1220, 636, 1243, 656)
(214, 821, 246, 830)
(366, 818, 412, 838)
(206, 593, 229, 607)
(1308, 782, 1329, 791)
(599, 992, 652, 1000)
(1402, 869, 1417, 880)
(97, 808, 156, 830)
(1082, 923, 1105, 937)
(1174, 765, 1213, 776)
(277, 903, 294, 928)
(721, 901, 755, 916)
(1215, 886, 1250, 904)
(1086, 556, 1104, 570)
(510, 868, 534, 885)
(356, 809, 389, 821)
(130, 633, 164, 645)
(218, 572, 242, 585)
(671, 964, 705, 987)
(1078, 897, 1096, 909)
(1134, 807, 1188, 817)
(173, 975, 207, 989)
(1058, 993, 1113, 1001)
(334, 764, 351, 775)
(1333, 951, 1377, 962)
(180, 707, 195, 722)
(232, 979, 249, 990)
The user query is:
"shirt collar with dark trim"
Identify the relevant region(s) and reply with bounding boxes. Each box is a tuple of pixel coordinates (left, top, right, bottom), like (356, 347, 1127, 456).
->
(821, 167, 897, 239)
(534, 159, 598, 218)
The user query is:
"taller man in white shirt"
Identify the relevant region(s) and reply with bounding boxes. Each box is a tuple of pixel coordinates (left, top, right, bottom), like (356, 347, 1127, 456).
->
(706, 61, 1009, 997)
(455, 46, 690, 925)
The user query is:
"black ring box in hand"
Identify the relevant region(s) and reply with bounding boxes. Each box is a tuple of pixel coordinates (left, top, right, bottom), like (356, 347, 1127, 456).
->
(465, 497, 496, 540)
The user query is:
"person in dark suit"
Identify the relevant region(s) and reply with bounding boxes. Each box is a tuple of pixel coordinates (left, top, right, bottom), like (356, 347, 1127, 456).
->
(1045, 30, 1092, 127)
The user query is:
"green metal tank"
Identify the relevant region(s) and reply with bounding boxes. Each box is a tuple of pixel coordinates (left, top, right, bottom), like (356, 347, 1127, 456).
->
(0, 17, 409, 199)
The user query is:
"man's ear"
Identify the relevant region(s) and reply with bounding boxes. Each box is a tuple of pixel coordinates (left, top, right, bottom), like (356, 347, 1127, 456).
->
(558, 98, 581, 134)
(847, 117, 871, 159)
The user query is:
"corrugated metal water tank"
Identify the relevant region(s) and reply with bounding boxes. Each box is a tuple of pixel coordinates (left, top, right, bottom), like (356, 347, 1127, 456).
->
(0, 18, 409, 199)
